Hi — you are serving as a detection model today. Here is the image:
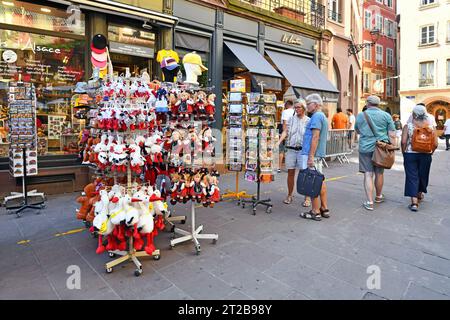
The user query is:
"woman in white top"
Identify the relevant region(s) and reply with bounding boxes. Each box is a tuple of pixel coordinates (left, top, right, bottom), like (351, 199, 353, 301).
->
(401, 105, 438, 212)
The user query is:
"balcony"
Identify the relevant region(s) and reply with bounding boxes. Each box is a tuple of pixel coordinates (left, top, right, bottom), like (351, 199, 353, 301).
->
(419, 78, 434, 87)
(238, 0, 325, 29)
(328, 9, 342, 23)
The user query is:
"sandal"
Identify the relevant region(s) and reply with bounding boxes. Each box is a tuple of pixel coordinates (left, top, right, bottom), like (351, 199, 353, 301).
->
(374, 194, 385, 203)
(283, 195, 293, 204)
(417, 193, 424, 202)
(302, 198, 311, 207)
(299, 210, 322, 221)
(408, 203, 419, 212)
(320, 208, 330, 218)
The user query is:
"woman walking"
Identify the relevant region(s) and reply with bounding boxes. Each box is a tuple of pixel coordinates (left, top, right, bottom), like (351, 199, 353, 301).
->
(401, 105, 438, 212)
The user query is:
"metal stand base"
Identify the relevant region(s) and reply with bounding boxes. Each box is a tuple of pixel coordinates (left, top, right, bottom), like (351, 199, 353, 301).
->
(170, 202, 218, 255)
(4, 190, 46, 217)
(241, 196, 273, 215)
(164, 210, 187, 232)
(105, 236, 161, 277)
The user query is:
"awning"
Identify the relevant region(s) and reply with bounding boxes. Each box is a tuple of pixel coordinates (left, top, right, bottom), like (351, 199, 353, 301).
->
(224, 42, 282, 78)
(48, 0, 178, 26)
(266, 50, 339, 99)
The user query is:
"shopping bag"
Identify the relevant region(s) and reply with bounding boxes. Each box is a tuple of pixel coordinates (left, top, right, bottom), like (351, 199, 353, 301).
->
(296, 167, 325, 198)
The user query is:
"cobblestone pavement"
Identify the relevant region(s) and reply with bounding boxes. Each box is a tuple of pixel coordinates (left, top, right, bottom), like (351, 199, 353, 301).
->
(1, 143, 449, 300)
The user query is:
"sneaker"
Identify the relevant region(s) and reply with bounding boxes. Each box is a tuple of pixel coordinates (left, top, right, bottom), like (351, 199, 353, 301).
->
(277, 169, 281, 173)
(363, 201, 374, 211)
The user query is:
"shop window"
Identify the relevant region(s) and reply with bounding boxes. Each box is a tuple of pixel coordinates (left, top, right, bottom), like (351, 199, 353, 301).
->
(0, 1, 85, 35)
(0, 30, 85, 156)
(108, 24, 156, 77)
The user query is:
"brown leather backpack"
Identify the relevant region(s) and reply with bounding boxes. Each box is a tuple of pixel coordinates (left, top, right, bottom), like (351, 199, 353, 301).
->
(411, 127, 435, 153)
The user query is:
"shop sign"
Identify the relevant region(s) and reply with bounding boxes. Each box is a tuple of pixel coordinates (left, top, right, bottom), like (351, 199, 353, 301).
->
(109, 41, 154, 58)
(0, 38, 61, 55)
(281, 34, 303, 46)
(230, 79, 246, 92)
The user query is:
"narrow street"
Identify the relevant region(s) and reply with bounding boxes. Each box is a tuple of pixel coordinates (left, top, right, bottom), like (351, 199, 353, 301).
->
(1, 142, 449, 300)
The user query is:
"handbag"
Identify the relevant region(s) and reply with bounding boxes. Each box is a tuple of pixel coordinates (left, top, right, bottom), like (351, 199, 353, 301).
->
(296, 167, 324, 198)
(363, 112, 398, 169)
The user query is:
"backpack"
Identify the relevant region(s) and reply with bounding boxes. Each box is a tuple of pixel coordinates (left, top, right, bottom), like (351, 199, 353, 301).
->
(411, 127, 435, 153)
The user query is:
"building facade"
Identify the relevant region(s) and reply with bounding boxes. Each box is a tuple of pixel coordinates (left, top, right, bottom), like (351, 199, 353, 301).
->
(361, 0, 399, 114)
(0, 0, 178, 197)
(320, 0, 363, 116)
(398, 0, 450, 132)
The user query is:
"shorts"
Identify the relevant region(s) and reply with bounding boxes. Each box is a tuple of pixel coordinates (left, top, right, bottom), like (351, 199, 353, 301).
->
(396, 130, 402, 138)
(279, 141, 286, 153)
(359, 152, 384, 174)
(285, 150, 307, 170)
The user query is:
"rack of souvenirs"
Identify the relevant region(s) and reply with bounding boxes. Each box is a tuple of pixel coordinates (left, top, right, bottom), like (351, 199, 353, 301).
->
(74, 73, 220, 275)
(240, 93, 277, 215)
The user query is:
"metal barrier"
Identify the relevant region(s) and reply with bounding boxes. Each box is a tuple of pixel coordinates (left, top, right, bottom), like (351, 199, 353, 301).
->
(322, 129, 354, 168)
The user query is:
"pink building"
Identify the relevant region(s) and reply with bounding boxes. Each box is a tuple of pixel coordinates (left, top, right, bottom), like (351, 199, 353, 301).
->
(361, 0, 399, 114)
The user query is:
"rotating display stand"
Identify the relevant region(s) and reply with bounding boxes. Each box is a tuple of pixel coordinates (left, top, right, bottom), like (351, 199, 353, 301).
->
(4, 81, 45, 216)
(240, 128, 273, 215)
(240, 91, 276, 215)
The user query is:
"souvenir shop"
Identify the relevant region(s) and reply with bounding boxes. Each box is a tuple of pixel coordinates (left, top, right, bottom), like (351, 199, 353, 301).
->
(0, 0, 177, 197)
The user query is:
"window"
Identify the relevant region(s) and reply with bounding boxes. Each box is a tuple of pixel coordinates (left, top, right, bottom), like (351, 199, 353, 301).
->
(364, 43, 372, 61)
(385, 19, 394, 37)
(0, 30, 86, 156)
(374, 74, 384, 93)
(386, 78, 393, 96)
(328, 0, 342, 23)
(447, 60, 450, 85)
(375, 15, 384, 33)
(376, 45, 383, 64)
(386, 48, 394, 67)
(419, 61, 435, 86)
(421, 25, 435, 45)
(0, 0, 85, 35)
(365, 10, 372, 30)
(420, 0, 435, 5)
(363, 73, 370, 93)
(385, 0, 393, 7)
(447, 21, 450, 42)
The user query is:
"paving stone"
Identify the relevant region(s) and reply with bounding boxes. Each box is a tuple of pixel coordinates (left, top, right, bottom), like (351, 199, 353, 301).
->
(218, 241, 284, 272)
(149, 285, 193, 300)
(0, 276, 59, 300)
(225, 290, 254, 300)
(362, 292, 388, 300)
(403, 283, 450, 300)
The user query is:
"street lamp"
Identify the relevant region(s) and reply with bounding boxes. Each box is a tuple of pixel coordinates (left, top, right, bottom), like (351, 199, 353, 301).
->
(348, 29, 380, 56)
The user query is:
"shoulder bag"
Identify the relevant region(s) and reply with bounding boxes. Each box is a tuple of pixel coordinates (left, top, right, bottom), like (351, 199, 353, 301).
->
(363, 112, 399, 169)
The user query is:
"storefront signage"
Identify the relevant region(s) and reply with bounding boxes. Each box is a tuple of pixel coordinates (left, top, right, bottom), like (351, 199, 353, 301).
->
(281, 34, 303, 46)
(0, 38, 61, 55)
(230, 79, 246, 92)
(109, 41, 154, 58)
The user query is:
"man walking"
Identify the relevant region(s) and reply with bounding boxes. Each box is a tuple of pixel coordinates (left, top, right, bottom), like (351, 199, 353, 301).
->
(347, 108, 356, 148)
(331, 107, 349, 129)
(278, 99, 310, 207)
(443, 117, 450, 151)
(299, 94, 329, 221)
(355, 95, 396, 211)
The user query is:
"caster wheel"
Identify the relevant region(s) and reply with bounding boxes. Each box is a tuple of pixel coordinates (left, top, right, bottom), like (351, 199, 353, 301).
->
(134, 269, 143, 277)
(242, 204, 245, 209)
(181, 220, 186, 225)
(170, 225, 175, 233)
(153, 254, 161, 261)
(169, 244, 175, 250)
(266, 207, 272, 214)
(212, 239, 217, 244)
(195, 245, 201, 255)
(252, 209, 256, 216)
(108, 252, 116, 258)
(106, 267, 113, 274)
